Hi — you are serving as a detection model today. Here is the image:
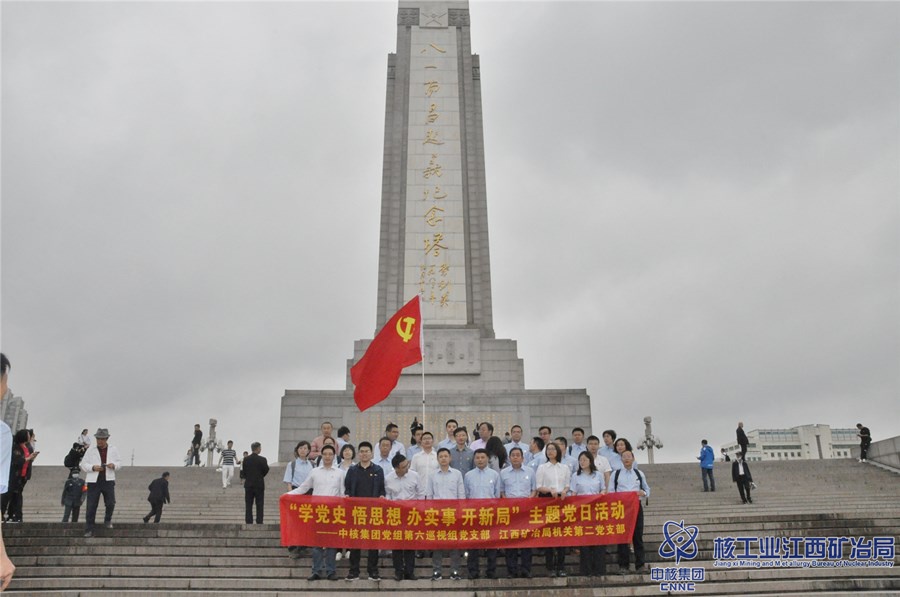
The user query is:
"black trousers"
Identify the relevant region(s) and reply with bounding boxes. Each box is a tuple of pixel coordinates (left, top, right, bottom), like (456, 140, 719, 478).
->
(860, 440, 871, 460)
(2, 490, 23, 522)
(467, 549, 497, 576)
(617, 503, 644, 569)
(85, 480, 116, 531)
(192, 445, 201, 465)
(145, 500, 165, 523)
(545, 546, 566, 573)
(739, 444, 747, 459)
(580, 545, 606, 576)
(349, 549, 379, 577)
(505, 547, 532, 576)
(736, 478, 752, 502)
(392, 549, 416, 577)
(244, 487, 264, 523)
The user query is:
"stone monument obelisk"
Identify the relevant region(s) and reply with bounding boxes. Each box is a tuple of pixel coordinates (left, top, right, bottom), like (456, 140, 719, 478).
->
(279, 1, 591, 461)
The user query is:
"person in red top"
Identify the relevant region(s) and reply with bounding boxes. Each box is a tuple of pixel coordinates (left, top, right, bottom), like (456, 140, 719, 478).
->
(309, 421, 335, 460)
(2, 429, 36, 523)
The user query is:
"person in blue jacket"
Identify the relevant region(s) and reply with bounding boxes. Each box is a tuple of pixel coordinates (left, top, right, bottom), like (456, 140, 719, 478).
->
(697, 439, 716, 492)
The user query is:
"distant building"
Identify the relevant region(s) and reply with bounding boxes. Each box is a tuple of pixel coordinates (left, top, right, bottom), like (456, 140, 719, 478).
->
(1, 389, 29, 433)
(723, 424, 856, 462)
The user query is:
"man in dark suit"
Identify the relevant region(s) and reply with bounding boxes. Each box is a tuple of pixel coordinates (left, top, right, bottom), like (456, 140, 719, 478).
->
(191, 424, 202, 466)
(343, 441, 386, 581)
(736, 422, 749, 459)
(731, 454, 753, 504)
(242, 442, 269, 524)
(143, 472, 171, 523)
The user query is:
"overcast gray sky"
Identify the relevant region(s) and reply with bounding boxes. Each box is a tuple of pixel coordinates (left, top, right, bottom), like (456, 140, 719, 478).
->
(2, 1, 897, 467)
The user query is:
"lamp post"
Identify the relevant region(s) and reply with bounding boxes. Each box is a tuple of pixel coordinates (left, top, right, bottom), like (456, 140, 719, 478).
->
(202, 418, 223, 468)
(636, 416, 663, 464)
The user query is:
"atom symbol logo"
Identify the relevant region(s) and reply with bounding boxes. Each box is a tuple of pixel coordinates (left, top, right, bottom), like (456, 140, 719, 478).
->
(658, 520, 700, 565)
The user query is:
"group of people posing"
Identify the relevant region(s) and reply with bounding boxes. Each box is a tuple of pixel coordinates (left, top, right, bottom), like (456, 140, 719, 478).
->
(282, 419, 650, 582)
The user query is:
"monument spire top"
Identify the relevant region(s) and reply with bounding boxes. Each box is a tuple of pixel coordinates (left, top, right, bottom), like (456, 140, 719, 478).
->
(378, 0, 492, 337)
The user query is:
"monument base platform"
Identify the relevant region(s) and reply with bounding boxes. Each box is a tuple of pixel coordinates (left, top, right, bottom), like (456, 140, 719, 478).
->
(279, 388, 590, 462)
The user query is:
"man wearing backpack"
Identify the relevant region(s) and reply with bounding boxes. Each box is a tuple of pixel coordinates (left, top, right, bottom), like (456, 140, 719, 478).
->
(612, 450, 649, 574)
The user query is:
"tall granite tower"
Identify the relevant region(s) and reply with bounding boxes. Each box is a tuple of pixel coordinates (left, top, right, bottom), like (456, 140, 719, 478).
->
(279, 1, 591, 461)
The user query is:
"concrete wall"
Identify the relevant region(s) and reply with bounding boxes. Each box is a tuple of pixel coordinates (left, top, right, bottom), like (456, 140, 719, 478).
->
(852, 435, 900, 470)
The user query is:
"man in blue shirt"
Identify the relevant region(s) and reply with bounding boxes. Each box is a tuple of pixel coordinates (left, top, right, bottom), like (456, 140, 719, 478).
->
(437, 419, 458, 451)
(612, 450, 650, 573)
(427, 448, 465, 580)
(567, 427, 587, 458)
(504, 425, 532, 463)
(464, 450, 500, 579)
(450, 427, 474, 475)
(527, 437, 547, 473)
(500, 447, 536, 578)
(697, 439, 716, 492)
(599, 430, 623, 470)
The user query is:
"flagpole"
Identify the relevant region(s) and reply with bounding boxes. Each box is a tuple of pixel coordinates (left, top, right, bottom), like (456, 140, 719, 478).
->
(419, 295, 426, 431)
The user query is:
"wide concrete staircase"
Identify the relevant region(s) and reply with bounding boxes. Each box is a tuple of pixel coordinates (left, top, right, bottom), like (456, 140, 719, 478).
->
(4, 459, 899, 595)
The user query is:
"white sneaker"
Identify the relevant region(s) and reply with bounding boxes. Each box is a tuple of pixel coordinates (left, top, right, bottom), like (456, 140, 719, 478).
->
(335, 551, 343, 561)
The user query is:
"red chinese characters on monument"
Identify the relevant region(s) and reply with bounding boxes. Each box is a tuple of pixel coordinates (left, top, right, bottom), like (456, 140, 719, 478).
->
(280, 493, 639, 550)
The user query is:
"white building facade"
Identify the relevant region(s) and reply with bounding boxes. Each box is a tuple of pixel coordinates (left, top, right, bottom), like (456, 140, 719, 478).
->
(723, 424, 857, 462)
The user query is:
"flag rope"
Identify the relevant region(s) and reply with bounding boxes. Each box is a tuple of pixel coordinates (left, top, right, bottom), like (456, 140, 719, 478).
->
(419, 294, 426, 431)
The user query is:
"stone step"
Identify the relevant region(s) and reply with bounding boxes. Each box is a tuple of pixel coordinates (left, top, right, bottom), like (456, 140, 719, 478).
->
(6, 459, 898, 594)
(5, 569, 899, 595)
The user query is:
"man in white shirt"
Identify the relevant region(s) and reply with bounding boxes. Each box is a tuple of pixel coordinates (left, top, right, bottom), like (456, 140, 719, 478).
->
(293, 445, 346, 581)
(80, 428, 122, 538)
(410, 431, 439, 489)
(469, 422, 493, 451)
(385, 454, 424, 580)
(586, 436, 612, 489)
(385, 423, 406, 460)
(217, 440, 239, 489)
(374, 437, 394, 472)
(504, 425, 532, 463)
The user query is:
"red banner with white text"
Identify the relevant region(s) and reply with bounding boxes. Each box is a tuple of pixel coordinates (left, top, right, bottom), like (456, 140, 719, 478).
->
(279, 493, 639, 549)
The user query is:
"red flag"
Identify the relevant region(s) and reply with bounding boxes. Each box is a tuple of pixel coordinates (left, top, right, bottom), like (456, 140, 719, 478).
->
(351, 295, 422, 412)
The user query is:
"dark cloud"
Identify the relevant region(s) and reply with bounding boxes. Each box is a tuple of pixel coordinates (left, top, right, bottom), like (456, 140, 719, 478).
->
(2, 2, 897, 466)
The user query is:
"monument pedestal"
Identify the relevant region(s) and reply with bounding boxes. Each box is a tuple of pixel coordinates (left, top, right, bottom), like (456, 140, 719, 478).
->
(279, 333, 591, 461)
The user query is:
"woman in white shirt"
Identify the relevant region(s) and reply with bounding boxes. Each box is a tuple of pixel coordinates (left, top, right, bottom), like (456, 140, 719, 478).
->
(571, 451, 606, 577)
(536, 442, 570, 577)
(338, 444, 355, 471)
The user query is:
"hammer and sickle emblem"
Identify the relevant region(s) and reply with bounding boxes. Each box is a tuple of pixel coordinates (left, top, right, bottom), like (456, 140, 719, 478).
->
(396, 316, 416, 343)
